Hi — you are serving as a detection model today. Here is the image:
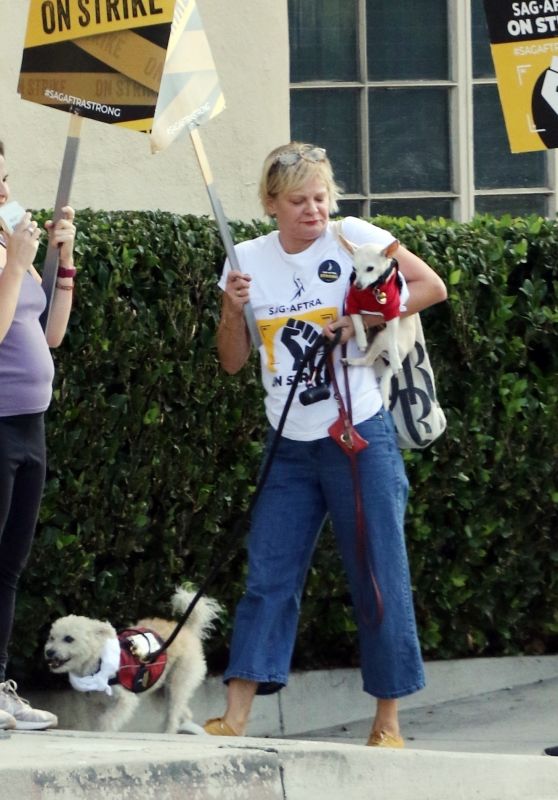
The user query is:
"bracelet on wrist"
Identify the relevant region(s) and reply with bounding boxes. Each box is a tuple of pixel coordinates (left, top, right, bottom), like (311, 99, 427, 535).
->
(57, 265, 77, 278)
(56, 281, 74, 292)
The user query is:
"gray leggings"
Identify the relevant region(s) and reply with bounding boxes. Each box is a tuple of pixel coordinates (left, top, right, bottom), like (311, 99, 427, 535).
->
(0, 413, 46, 681)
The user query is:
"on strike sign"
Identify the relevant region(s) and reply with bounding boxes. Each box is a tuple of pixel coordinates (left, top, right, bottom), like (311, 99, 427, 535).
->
(483, 0, 558, 151)
(18, 0, 176, 130)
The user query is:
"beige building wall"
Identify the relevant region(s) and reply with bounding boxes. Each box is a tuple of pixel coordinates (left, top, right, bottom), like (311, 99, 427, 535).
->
(0, 0, 289, 221)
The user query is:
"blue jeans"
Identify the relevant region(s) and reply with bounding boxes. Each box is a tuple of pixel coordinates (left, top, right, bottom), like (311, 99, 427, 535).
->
(224, 410, 425, 699)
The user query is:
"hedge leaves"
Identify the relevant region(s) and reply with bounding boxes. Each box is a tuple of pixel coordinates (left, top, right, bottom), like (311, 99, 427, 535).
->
(10, 211, 558, 682)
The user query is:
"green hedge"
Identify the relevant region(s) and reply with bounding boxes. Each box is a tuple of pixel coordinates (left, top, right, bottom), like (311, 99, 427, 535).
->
(10, 211, 558, 683)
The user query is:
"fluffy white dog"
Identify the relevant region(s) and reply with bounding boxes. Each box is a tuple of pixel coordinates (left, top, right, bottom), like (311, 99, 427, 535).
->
(44, 587, 221, 733)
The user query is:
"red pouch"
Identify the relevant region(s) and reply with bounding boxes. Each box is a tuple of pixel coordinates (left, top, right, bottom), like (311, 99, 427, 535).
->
(328, 415, 368, 456)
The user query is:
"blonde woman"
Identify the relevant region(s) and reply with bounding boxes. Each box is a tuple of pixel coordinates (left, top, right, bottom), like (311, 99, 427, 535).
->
(205, 143, 447, 747)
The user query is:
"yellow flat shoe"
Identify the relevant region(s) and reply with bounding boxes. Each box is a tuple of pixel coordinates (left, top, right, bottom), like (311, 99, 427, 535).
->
(367, 729, 405, 748)
(203, 717, 240, 736)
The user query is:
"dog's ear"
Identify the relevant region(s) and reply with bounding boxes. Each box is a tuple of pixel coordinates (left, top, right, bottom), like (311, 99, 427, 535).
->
(382, 239, 399, 258)
(95, 621, 116, 640)
(338, 233, 357, 255)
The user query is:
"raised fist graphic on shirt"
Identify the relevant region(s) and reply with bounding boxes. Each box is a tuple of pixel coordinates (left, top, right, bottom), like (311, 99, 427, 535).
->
(281, 318, 319, 370)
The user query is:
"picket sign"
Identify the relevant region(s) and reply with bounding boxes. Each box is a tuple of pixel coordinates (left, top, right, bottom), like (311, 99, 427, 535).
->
(482, 0, 558, 153)
(18, 0, 254, 341)
(149, 0, 261, 346)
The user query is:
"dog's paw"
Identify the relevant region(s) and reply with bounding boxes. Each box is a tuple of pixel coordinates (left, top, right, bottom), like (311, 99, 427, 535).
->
(344, 356, 368, 367)
(178, 720, 209, 736)
(343, 355, 369, 366)
(356, 338, 368, 352)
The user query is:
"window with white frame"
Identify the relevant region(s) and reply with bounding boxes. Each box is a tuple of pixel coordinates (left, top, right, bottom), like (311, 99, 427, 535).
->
(288, 0, 555, 221)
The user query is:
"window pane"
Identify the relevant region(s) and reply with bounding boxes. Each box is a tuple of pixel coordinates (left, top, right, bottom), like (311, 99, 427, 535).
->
(366, 0, 448, 80)
(369, 88, 450, 192)
(475, 195, 548, 217)
(288, 0, 358, 82)
(369, 198, 453, 219)
(474, 85, 546, 189)
(291, 89, 361, 193)
(337, 200, 365, 218)
(471, 0, 495, 79)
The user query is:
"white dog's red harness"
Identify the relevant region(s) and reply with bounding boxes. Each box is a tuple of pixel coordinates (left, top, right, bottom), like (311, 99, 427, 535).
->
(109, 628, 168, 694)
(345, 267, 402, 322)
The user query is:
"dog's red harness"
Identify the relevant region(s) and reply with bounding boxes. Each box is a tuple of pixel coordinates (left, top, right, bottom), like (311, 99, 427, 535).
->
(110, 627, 168, 694)
(345, 268, 401, 321)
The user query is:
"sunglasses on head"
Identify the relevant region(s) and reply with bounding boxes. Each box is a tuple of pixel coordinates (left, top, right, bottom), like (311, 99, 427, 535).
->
(272, 147, 327, 167)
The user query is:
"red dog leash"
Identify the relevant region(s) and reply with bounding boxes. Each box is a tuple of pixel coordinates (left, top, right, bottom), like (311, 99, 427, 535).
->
(327, 351, 384, 625)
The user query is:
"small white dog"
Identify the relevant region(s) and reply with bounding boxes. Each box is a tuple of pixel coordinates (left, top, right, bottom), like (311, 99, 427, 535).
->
(339, 235, 417, 407)
(44, 587, 221, 733)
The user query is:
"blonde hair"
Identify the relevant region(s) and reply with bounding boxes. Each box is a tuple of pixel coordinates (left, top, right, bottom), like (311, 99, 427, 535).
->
(259, 142, 342, 215)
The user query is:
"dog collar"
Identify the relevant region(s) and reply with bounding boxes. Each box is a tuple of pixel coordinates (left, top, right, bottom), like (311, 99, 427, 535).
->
(68, 637, 121, 696)
(369, 258, 399, 289)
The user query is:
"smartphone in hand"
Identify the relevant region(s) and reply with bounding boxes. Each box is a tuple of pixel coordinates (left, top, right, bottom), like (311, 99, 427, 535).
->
(0, 201, 27, 235)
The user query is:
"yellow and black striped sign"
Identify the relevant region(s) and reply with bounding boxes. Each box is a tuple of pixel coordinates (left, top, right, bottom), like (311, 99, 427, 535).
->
(18, 0, 176, 130)
(483, 0, 558, 152)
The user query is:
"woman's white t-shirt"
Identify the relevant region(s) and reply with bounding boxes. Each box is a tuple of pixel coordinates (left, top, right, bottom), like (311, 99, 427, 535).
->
(219, 217, 405, 441)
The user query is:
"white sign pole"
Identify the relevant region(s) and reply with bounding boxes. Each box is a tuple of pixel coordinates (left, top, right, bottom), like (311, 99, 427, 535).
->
(189, 128, 261, 348)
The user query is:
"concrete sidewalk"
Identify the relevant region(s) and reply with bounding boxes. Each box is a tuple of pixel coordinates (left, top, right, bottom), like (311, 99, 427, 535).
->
(296, 677, 558, 755)
(2, 655, 558, 799)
